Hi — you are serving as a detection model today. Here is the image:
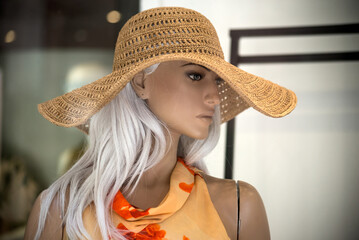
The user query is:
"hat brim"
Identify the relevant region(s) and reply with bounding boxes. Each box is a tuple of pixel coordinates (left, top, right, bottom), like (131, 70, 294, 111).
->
(38, 53, 297, 131)
(184, 54, 297, 121)
(38, 70, 131, 129)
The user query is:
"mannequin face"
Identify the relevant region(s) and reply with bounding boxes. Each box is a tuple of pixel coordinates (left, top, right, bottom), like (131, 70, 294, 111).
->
(132, 60, 222, 140)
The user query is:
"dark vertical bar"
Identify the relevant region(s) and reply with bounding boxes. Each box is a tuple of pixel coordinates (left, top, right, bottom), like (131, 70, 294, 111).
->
(225, 33, 240, 179)
(0, 71, 2, 158)
(230, 30, 240, 65)
(225, 119, 235, 179)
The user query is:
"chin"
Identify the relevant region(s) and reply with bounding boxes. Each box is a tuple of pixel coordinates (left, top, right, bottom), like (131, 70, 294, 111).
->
(186, 130, 209, 140)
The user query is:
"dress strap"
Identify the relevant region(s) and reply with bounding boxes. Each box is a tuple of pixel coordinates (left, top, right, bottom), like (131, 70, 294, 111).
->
(236, 180, 240, 240)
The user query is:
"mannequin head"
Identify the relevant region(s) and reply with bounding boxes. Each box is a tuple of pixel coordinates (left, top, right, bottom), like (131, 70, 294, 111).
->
(131, 60, 222, 140)
(84, 60, 221, 187)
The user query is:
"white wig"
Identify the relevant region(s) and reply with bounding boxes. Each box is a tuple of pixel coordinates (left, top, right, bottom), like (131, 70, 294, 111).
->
(34, 63, 221, 239)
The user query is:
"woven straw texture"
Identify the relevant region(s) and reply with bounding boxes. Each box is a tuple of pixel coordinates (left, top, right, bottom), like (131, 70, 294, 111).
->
(38, 7, 297, 132)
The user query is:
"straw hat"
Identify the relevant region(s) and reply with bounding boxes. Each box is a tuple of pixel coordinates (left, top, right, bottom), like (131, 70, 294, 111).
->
(38, 6, 297, 133)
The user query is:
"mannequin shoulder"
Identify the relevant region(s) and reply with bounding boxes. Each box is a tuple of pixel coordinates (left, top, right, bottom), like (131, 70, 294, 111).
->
(236, 181, 271, 239)
(24, 189, 67, 240)
(201, 174, 237, 239)
(202, 174, 270, 239)
(202, 174, 262, 205)
(201, 173, 236, 201)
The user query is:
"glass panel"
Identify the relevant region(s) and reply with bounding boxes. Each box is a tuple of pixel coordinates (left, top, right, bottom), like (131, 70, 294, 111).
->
(0, 0, 139, 236)
(234, 61, 359, 239)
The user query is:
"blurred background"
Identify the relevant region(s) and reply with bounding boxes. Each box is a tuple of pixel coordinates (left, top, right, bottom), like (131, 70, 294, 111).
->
(0, 0, 358, 239)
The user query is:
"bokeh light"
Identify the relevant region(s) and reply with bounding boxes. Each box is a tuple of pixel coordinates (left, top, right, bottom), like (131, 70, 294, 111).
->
(106, 10, 121, 23)
(4, 30, 16, 43)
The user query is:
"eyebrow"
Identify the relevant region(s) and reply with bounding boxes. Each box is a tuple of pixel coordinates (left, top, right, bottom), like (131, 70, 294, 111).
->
(180, 63, 210, 72)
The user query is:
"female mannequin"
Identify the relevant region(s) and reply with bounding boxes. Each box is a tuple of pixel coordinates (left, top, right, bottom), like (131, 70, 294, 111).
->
(24, 7, 296, 240)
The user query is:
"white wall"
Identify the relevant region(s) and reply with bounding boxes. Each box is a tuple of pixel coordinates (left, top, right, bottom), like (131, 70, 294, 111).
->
(141, 1, 359, 239)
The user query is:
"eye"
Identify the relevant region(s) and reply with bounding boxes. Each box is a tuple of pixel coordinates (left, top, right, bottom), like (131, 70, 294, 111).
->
(216, 78, 224, 85)
(187, 72, 202, 81)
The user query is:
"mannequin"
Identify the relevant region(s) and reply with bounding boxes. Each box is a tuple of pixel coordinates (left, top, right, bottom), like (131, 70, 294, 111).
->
(24, 6, 296, 240)
(25, 60, 270, 240)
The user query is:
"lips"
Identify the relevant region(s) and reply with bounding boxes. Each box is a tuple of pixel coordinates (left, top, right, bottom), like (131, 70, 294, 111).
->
(197, 112, 214, 119)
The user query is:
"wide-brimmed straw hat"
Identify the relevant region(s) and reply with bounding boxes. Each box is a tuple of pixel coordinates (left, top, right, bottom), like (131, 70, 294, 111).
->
(38, 6, 297, 133)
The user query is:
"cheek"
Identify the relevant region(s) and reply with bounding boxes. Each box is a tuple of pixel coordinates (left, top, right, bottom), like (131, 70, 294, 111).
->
(147, 92, 198, 134)
(146, 87, 210, 139)
(162, 84, 199, 119)
(146, 82, 184, 121)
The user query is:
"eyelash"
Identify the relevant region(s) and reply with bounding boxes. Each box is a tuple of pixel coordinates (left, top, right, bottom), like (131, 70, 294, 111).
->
(187, 72, 224, 85)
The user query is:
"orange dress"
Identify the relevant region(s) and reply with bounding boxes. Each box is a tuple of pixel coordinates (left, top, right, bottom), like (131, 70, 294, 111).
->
(110, 158, 230, 240)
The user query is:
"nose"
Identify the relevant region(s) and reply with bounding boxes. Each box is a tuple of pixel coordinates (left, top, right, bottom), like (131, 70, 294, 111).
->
(204, 81, 220, 106)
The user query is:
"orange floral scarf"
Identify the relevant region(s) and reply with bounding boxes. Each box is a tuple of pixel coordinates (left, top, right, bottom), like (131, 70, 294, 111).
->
(110, 158, 230, 240)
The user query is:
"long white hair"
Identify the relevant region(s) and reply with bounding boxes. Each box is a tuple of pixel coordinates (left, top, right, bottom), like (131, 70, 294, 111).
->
(35, 63, 221, 240)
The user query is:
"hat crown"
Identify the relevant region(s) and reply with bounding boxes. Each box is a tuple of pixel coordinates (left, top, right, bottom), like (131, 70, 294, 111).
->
(112, 7, 224, 72)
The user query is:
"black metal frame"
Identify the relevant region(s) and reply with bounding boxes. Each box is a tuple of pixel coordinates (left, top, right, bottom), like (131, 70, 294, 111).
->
(225, 23, 359, 179)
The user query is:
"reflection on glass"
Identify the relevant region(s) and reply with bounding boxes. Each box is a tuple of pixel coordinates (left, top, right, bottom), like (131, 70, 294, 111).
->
(64, 62, 111, 93)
